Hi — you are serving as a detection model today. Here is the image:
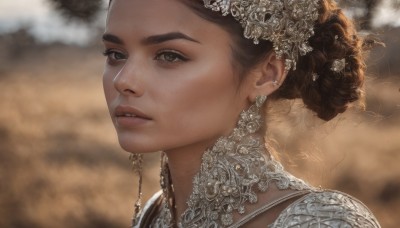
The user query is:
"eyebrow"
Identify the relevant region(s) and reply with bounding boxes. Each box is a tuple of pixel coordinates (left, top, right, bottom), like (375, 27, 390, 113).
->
(102, 33, 124, 45)
(142, 32, 201, 45)
(102, 32, 200, 45)
(103, 33, 124, 45)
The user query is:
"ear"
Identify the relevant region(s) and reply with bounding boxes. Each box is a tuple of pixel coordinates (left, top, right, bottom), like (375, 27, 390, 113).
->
(247, 52, 287, 102)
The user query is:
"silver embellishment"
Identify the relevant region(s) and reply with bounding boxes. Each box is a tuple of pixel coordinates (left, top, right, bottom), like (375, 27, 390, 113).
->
(140, 98, 381, 227)
(331, 58, 346, 72)
(203, 0, 320, 71)
(151, 96, 311, 227)
(156, 153, 174, 227)
(312, 73, 319, 82)
(270, 191, 381, 228)
(129, 153, 143, 226)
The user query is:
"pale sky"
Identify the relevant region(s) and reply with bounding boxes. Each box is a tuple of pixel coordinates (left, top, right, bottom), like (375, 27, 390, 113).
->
(0, 0, 106, 45)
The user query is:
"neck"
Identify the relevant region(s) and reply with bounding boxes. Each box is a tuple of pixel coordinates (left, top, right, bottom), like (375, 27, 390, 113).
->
(156, 95, 275, 227)
(164, 139, 216, 220)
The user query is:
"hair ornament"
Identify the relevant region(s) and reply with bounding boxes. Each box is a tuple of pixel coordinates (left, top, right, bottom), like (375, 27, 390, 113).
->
(312, 73, 319, 82)
(203, 0, 320, 72)
(331, 58, 346, 73)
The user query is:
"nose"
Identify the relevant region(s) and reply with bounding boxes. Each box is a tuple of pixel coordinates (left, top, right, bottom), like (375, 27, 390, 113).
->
(113, 62, 144, 97)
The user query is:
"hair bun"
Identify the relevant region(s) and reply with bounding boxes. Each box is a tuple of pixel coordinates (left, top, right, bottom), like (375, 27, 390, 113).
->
(274, 0, 365, 121)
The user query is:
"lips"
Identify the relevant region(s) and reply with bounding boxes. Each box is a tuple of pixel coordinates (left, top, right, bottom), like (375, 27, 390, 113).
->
(114, 105, 151, 120)
(113, 105, 152, 127)
(118, 113, 137, 117)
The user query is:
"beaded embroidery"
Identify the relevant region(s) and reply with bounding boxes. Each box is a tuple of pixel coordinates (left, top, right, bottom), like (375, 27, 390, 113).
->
(270, 191, 381, 228)
(134, 96, 380, 227)
(203, 0, 320, 71)
(148, 96, 311, 227)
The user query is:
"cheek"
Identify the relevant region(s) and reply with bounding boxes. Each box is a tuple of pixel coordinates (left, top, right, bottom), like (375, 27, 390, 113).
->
(103, 68, 117, 108)
(155, 61, 240, 142)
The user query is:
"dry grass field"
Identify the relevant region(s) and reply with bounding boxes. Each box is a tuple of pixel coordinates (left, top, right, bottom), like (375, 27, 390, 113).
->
(0, 29, 399, 227)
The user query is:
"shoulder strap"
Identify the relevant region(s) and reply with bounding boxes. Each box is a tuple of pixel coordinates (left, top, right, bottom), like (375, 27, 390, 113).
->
(132, 190, 163, 228)
(229, 190, 311, 228)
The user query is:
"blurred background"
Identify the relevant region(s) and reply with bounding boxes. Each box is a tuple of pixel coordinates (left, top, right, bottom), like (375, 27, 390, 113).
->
(0, 0, 399, 227)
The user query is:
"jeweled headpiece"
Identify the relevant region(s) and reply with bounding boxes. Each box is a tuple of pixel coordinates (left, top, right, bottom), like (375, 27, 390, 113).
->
(203, 0, 320, 71)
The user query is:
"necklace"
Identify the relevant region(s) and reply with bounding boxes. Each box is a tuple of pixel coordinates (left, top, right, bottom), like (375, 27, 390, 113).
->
(153, 96, 311, 227)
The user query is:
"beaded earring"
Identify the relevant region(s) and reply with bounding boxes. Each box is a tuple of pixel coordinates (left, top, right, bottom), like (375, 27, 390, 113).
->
(129, 153, 143, 226)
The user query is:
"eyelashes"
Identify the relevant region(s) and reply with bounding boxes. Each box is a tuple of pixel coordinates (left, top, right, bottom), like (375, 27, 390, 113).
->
(103, 49, 127, 64)
(155, 49, 189, 63)
(102, 49, 189, 66)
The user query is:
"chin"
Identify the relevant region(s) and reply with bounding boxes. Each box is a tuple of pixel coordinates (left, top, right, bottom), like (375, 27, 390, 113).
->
(117, 135, 159, 154)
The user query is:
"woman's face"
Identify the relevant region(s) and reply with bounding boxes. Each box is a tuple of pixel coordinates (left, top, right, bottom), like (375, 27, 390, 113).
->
(103, 0, 250, 153)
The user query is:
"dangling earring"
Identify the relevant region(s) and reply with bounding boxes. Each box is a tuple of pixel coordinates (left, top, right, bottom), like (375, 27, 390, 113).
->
(256, 95, 267, 108)
(129, 153, 143, 226)
(239, 95, 267, 135)
(160, 152, 175, 226)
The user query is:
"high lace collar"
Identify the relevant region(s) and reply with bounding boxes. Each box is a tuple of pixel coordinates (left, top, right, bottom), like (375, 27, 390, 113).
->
(151, 97, 311, 227)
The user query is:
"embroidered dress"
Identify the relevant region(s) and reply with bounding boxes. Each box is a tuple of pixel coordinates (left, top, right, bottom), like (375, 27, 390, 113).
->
(134, 163, 380, 228)
(131, 97, 381, 228)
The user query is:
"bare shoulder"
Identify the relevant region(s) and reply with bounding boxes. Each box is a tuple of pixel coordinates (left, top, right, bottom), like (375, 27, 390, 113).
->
(270, 190, 381, 228)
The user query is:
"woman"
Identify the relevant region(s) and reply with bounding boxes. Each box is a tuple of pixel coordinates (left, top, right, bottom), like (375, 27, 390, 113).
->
(102, 0, 381, 227)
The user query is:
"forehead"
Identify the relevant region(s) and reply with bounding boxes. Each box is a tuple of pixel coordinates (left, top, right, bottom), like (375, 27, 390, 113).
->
(108, 0, 190, 23)
(106, 0, 202, 37)
(106, 0, 228, 43)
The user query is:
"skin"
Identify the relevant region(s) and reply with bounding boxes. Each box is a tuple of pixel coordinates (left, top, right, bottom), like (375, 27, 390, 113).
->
(103, 0, 287, 224)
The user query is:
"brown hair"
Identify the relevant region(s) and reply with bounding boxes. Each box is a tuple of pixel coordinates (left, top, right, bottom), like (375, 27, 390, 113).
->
(182, 0, 367, 121)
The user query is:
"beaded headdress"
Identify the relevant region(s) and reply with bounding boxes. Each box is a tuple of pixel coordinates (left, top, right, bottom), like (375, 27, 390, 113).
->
(203, 0, 320, 72)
